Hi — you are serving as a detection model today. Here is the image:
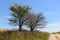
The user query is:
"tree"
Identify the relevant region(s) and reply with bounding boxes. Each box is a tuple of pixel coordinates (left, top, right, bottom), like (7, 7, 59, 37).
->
(24, 13, 46, 32)
(9, 4, 30, 31)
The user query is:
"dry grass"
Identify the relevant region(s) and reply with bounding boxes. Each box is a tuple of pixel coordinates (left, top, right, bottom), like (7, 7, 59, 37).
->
(0, 29, 6, 32)
(0, 30, 49, 40)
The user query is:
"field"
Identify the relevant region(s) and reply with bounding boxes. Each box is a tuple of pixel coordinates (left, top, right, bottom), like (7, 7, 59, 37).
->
(0, 30, 49, 40)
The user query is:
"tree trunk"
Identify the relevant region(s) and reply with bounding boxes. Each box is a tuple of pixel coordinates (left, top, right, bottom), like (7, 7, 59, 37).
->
(30, 28, 34, 32)
(30, 26, 35, 32)
(19, 18, 22, 31)
(19, 25, 22, 31)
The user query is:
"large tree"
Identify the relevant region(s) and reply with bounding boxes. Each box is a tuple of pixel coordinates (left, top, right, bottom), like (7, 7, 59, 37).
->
(24, 13, 46, 32)
(9, 4, 30, 31)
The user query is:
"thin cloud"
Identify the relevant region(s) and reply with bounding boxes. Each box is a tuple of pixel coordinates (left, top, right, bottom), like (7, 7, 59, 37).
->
(0, 26, 18, 30)
(0, 16, 11, 22)
(47, 23, 60, 27)
(3, 16, 11, 19)
(40, 22, 60, 32)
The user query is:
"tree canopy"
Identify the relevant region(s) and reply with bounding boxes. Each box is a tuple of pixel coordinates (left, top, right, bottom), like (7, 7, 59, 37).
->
(9, 4, 47, 31)
(9, 4, 31, 31)
(24, 13, 46, 31)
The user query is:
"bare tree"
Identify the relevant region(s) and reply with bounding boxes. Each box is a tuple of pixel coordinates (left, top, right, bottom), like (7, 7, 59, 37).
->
(24, 13, 47, 32)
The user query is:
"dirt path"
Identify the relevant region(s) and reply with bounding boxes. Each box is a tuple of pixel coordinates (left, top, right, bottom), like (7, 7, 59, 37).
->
(48, 34, 60, 40)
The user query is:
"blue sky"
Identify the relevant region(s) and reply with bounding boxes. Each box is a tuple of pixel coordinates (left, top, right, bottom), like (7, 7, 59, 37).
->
(0, 0, 60, 32)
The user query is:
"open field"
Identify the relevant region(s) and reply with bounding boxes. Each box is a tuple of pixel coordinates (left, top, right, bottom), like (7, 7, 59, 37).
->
(0, 30, 49, 40)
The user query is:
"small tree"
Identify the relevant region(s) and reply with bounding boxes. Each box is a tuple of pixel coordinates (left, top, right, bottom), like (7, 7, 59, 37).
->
(9, 4, 30, 31)
(25, 13, 46, 32)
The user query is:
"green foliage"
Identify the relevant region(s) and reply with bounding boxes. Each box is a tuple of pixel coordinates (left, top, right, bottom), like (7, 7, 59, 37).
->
(9, 4, 31, 30)
(9, 4, 30, 25)
(9, 4, 47, 31)
(0, 31, 49, 40)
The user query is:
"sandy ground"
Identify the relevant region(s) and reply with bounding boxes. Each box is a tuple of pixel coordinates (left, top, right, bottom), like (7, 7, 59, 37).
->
(48, 34, 60, 40)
